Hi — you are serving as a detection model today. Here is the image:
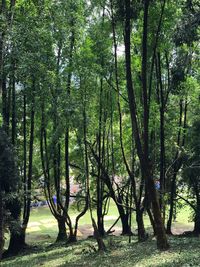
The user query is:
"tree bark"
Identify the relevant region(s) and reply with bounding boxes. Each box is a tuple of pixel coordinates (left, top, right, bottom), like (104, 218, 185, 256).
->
(119, 208, 131, 235)
(83, 87, 106, 251)
(11, 62, 16, 145)
(0, 184, 3, 260)
(6, 197, 23, 256)
(0, 1, 7, 132)
(166, 99, 187, 234)
(136, 209, 147, 241)
(65, 20, 75, 211)
(144, 166, 168, 249)
(90, 143, 132, 235)
(155, 53, 166, 217)
(124, 0, 169, 250)
(147, 207, 156, 235)
(110, 0, 146, 241)
(7, 224, 24, 255)
(97, 78, 105, 237)
(194, 202, 200, 236)
(56, 217, 67, 242)
(21, 79, 35, 245)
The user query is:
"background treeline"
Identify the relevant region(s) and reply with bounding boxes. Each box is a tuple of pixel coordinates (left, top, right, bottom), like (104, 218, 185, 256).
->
(0, 0, 199, 258)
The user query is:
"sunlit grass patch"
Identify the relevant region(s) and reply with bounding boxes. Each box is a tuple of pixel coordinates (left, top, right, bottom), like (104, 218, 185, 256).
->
(2, 236, 200, 267)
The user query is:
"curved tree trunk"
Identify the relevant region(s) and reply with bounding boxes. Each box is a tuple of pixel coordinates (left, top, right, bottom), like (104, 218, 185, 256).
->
(90, 146, 132, 236)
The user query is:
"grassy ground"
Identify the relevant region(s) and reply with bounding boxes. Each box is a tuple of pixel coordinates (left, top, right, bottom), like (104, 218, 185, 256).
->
(24, 201, 193, 244)
(2, 202, 195, 266)
(1, 235, 200, 267)
(24, 201, 153, 244)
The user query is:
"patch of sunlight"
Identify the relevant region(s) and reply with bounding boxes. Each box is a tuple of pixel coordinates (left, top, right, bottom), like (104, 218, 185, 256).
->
(40, 218, 56, 224)
(41, 258, 66, 267)
(42, 222, 57, 228)
(76, 230, 83, 237)
(28, 222, 41, 227)
(27, 226, 41, 233)
(104, 215, 118, 221)
(135, 252, 180, 267)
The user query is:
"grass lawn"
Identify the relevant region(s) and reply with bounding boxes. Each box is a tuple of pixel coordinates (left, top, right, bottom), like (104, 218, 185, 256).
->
(4, 201, 189, 247)
(25, 201, 124, 243)
(2, 201, 196, 266)
(24, 201, 193, 244)
(1, 235, 200, 267)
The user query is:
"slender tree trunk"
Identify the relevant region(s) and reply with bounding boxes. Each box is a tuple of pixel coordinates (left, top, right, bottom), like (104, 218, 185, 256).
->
(65, 127, 70, 209)
(105, 179, 131, 235)
(110, 2, 137, 237)
(21, 79, 35, 245)
(97, 78, 105, 237)
(6, 83, 35, 254)
(159, 108, 165, 212)
(55, 145, 68, 243)
(103, 171, 131, 235)
(120, 212, 130, 235)
(147, 207, 156, 235)
(166, 171, 177, 234)
(0, 1, 7, 132)
(155, 53, 166, 218)
(62, 25, 75, 241)
(11, 63, 16, 145)
(1, 0, 15, 134)
(136, 209, 146, 241)
(0, 184, 3, 260)
(83, 87, 106, 251)
(22, 92, 27, 226)
(124, 0, 169, 250)
(144, 166, 168, 249)
(52, 43, 69, 244)
(0, 1, 4, 103)
(96, 8, 106, 237)
(167, 99, 187, 234)
(65, 22, 75, 211)
(112, 198, 131, 235)
(2, 76, 7, 132)
(90, 143, 132, 236)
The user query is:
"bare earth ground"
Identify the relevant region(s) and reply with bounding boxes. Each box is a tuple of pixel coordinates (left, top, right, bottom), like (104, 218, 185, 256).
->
(78, 224, 193, 237)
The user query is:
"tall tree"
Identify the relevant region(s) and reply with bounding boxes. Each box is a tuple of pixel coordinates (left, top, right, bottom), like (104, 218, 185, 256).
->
(123, 0, 169, 250)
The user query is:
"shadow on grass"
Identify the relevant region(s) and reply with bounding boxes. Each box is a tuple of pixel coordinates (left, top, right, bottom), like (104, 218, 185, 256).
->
(1, 238, 97, 267)
(59, 236, 200, 267)
(1, 236, 200, 267)
(2, 246, 68, 267)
